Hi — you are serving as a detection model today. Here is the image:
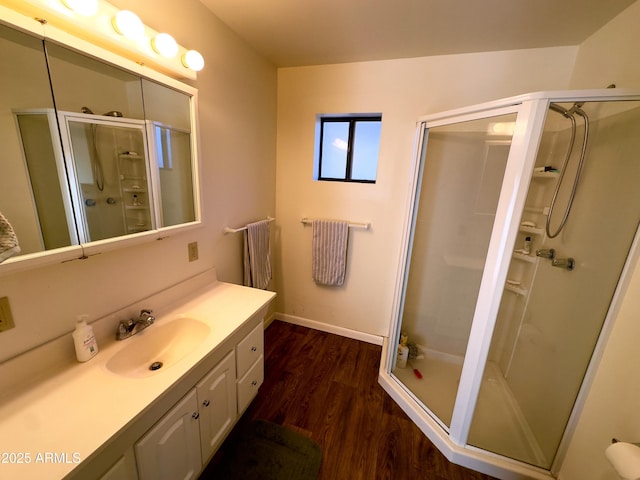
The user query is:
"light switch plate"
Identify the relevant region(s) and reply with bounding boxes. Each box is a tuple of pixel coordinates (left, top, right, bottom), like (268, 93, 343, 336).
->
(0, 296, 15, 332)
(188, 242, 199, 262)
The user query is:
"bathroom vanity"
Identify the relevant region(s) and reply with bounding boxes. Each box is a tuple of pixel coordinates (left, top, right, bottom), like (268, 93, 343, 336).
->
(0, 270, 275, 480)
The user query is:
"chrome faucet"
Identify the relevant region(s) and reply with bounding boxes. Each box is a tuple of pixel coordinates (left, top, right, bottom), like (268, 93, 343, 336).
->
(116, 309, 155, 340)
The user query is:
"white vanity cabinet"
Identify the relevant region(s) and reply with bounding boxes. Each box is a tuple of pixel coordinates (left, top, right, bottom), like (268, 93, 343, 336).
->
(135, 389, 202, 480)
(0, 274, 275, 480)
(135, 351, 237, 480)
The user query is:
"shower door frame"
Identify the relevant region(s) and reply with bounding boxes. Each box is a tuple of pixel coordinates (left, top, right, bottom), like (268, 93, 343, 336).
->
(13, 108, 79, 250)
(380, 89, 640, 479)
(58, 112, 154, 244)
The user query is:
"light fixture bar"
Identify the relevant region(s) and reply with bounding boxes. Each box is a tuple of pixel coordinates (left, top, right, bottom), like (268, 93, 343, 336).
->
(2, 0, 204, 80)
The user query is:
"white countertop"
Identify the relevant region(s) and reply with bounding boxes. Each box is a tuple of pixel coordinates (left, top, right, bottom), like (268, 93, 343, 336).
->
(0, 279, 275, 479)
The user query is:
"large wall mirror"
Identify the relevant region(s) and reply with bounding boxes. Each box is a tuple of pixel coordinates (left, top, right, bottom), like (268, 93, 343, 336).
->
(0, 19, 200, 273)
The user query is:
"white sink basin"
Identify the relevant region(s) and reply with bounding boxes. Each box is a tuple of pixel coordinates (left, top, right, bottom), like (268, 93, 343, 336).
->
(106, 316, 210, 378)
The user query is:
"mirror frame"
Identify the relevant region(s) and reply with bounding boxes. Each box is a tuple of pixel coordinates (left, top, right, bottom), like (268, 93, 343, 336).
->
(0, 7, 202, 276)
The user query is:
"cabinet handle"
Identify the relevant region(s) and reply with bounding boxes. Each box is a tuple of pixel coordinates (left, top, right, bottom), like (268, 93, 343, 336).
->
(251, 380, 258, 386)
(251, 346, 257, 352)
(202, 400, 210, 407)
(192, 412, 200, 420)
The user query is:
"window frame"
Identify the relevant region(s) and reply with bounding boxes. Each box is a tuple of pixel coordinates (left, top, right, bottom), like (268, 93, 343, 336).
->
(317, 115, 381, 183)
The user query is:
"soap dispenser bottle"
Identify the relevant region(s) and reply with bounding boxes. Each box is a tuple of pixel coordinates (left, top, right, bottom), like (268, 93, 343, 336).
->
(73, 315, 98, 362)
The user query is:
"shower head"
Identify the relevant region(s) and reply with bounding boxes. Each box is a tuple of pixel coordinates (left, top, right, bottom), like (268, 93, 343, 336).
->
(103, 110, 123, 117)
(81, 106, 94, 114)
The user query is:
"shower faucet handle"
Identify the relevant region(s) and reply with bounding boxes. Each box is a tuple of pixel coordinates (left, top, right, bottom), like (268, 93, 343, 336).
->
(536, 248, 555, 259)
(552, 257, 575, 271)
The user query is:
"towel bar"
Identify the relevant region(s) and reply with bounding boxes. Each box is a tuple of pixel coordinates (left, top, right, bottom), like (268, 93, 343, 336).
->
(224, 216, 275, 234)
(300, 217, 370, 230)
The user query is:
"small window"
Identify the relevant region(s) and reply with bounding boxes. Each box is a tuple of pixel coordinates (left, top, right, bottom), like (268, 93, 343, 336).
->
(316, 115, 381, 183)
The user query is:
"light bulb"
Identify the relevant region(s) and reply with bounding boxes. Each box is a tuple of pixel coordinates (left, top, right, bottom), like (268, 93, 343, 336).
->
(152, 33, 178, 58)
(61, 0, 99, 16)
(182, 50, 205, 71)
(112, 10, 145, 40)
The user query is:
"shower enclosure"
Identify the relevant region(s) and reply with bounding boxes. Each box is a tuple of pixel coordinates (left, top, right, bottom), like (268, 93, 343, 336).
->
(60, 112, 154, 242)
(380, 89, 640, 479)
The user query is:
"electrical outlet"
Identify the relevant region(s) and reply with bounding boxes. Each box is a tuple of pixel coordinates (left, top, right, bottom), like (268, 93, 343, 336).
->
(0, 297, 15, 332)
(188, 242, 199, 262)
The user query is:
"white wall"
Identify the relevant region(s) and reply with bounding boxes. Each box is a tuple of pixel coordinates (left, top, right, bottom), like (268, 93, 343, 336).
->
(569, 0, 640, 90)
(275, 47, 577, 337)
(0, 0, 276, 363)
(558, 1, 640, 478)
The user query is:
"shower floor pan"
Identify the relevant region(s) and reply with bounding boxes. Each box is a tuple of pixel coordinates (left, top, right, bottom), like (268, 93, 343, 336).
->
(393, 351, 547, 467)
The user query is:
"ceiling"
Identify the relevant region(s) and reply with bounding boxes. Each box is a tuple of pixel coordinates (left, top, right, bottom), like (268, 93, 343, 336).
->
(198, 0, 636, 67)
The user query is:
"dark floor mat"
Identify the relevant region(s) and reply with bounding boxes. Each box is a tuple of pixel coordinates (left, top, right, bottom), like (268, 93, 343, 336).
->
(205, 420, 322, 480)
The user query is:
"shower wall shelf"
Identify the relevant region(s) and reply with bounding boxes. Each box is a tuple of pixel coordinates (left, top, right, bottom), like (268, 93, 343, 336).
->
(532, 171, 559, 179)
(513, 252, 536, 264)
(524, 206, 551, 215)
(116, 148, 152, 237)
(505, 284, 527, 296)
(520, 225, 544, 236)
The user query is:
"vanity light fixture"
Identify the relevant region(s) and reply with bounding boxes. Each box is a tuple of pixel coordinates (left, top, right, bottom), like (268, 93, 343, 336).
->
(182, 50, 205, 72)
(112, 10, 145, 40)
(152, 33, 178, 58)
(61, 0, 99, 16)
(3, 0, 204, 77)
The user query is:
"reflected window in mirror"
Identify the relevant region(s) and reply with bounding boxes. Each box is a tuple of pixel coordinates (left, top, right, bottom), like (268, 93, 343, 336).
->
(142, 79, 197, 228)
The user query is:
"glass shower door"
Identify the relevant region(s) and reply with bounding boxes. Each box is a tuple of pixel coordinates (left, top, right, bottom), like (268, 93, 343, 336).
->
(467, 100, 640, 469)
(393, 111, 518, 430)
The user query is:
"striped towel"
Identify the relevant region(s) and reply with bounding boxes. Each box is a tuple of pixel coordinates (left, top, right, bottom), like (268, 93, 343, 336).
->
(243, 219, 272, 290)
(0, 212, 20, 263)
(312, 220, 349, 286)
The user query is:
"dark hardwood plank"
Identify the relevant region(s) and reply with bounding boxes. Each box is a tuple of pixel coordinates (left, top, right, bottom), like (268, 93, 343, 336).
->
(201, 320, 496, 480)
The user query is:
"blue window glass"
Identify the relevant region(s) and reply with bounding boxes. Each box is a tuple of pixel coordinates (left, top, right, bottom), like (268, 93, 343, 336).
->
(352, 121, 381, 182)
(317, 115, 381, 183)
(320, 121, 349, 179)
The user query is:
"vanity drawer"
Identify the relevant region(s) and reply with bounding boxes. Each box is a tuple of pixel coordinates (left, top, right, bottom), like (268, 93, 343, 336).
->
(237, 354, 264, 413)
(236, 321, 264, 378)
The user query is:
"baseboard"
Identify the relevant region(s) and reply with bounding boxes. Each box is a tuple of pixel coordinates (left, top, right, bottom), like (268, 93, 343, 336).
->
(273, 313, 384, 346)
(264, 311, 278, 329)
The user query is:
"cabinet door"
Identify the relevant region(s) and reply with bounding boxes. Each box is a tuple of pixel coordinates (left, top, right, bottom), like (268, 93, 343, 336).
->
(97, 448, 138, 480)
(196, 350, 237, 463)
(135, 390, 201, 480)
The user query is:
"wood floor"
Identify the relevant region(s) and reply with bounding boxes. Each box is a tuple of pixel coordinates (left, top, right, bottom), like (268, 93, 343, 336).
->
(202, 320, 497, 480)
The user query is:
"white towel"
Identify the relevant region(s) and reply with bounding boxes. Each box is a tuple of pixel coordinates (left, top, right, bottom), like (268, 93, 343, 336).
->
(312, 219, 349, 286)
(0, 212, 20, 263)
(243, 219, 272, 290)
